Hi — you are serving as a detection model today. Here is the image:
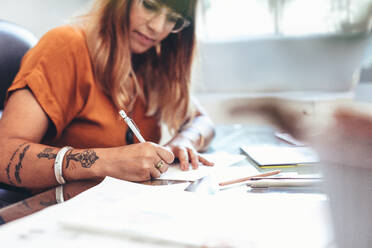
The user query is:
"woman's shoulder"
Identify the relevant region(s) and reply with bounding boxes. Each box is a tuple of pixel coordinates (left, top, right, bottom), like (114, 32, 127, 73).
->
(38, 25, 87, 53)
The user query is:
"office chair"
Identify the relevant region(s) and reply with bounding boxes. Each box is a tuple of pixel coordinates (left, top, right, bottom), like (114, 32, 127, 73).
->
(0, 20, 37, 110)
(0, 20, 37, 211)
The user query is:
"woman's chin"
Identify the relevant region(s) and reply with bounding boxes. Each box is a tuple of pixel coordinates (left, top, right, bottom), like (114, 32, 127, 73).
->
(130, 44, 152, 54)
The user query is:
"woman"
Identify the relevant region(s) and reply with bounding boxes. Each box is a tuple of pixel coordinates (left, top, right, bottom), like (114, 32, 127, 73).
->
(0, 0, 215, 189)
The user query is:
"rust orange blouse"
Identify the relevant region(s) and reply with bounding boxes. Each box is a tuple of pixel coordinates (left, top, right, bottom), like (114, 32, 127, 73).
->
(7, 26, 161, 148)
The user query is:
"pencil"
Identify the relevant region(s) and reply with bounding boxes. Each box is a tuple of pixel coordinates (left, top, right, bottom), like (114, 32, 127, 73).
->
(247, 179, 322, 188)
(218, 170, 281, 186)
(119, 110, 146, 143)
(258, 164, 308, 169)
(249, 177, 321, 180)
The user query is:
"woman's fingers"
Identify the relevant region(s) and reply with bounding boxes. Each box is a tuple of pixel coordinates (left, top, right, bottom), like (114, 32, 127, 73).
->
(198, 154, 215, 166)
(173, 148, 215, 170)
(176, 147, 190, 171)
(150, 166, 162, 179)
(187, 148, 199, 170)
(155, 159, 169, 174)
(163, 143, 215, 170)
(155, 145, 175, 164)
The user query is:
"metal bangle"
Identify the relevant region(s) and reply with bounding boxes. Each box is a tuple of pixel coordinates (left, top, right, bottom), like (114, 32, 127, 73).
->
(54, 146, 73, 185)
(55, 185, 64, 204)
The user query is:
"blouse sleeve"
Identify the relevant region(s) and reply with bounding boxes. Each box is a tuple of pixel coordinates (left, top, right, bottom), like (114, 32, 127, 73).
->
(6, 26, 91, 141)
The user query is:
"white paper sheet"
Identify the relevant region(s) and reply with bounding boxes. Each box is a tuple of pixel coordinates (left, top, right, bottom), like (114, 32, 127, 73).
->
(59, 179, 333, 248)
(66, 176, 191, 204)
(159, 151, 246, 181)
(0, 177, 333, 248)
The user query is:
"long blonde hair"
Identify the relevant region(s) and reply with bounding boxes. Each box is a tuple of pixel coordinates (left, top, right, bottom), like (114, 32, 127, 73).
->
(80, 0, 197, 133)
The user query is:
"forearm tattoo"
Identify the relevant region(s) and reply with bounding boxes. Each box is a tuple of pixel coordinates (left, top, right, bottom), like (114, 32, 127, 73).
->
(14, 145, 30, 184)
(39, 192, 71, 207)
(5, 143, 28, 185)
(37, 148, 57, 160)
(65, 149, 99, 169)
(40, 200, 57, 207)
(66, 193, 72, 200)
(21, 200, 32, 210)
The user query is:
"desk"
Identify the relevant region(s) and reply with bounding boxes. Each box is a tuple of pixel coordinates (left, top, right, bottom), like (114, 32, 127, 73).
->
(0, 124, 322, 223)
(0, 125, 333, 247)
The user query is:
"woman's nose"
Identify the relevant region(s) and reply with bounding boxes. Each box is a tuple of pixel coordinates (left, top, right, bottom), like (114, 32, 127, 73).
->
(147, 10, 169, 33)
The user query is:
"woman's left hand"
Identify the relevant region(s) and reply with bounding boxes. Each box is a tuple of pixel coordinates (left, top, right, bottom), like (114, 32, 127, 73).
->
(166, 135, 214, 171)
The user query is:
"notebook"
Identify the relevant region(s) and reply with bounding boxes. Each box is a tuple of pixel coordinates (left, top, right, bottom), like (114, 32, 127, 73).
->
(240, 145, 319, 167)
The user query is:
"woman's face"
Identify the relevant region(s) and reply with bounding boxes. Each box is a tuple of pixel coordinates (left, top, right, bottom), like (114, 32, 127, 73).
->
(128, 0, 186, 54)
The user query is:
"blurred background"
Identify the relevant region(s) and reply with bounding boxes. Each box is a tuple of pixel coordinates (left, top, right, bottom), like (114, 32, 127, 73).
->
(2, 0, 371, 40)
(1, 0, 372, 124)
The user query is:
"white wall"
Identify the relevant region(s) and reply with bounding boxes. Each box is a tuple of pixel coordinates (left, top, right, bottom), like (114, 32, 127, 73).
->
(0, 0, 93, 38)
(196, 35, 370, 93)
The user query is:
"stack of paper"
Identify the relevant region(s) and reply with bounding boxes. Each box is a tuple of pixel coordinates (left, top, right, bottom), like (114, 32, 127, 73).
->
(241, 145, 319, 167)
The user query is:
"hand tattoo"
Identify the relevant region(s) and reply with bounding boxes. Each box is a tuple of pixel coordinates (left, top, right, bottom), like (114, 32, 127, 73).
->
(65, 149, 99, 169)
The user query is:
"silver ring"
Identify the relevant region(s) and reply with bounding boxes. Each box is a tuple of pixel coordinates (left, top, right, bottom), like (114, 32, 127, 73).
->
(155, 160, 165, 169)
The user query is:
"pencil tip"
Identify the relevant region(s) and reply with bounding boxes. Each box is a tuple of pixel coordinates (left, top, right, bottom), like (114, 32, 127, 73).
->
(119, 110, 127, 118)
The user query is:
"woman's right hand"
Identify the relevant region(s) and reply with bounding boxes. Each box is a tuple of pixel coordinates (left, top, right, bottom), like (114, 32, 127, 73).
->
(99, 142, 174, 182)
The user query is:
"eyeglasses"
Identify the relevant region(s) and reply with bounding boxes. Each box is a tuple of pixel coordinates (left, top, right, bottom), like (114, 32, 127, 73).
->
(137, 0, 191, 33)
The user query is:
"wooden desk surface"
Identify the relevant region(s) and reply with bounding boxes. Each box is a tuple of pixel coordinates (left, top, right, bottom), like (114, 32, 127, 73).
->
(0, 124, 322, 226)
